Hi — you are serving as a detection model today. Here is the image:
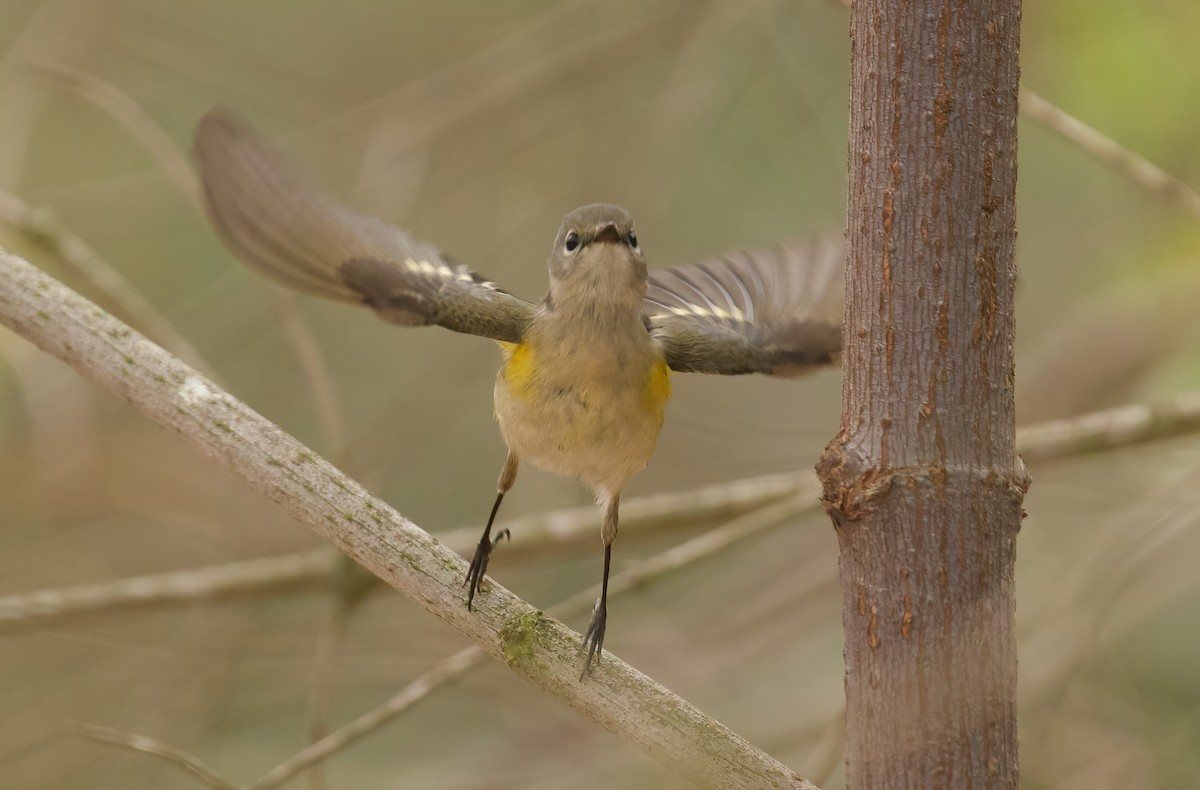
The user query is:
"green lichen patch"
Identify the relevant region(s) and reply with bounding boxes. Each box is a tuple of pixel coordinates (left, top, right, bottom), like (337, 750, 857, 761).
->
(499, 610, 545, 670)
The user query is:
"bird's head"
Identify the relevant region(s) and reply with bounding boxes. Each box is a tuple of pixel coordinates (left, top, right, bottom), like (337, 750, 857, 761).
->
(547, 203, 647, 312)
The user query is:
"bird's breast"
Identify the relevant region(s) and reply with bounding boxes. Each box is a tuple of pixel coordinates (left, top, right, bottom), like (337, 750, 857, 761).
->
(492, 324, 670, 493)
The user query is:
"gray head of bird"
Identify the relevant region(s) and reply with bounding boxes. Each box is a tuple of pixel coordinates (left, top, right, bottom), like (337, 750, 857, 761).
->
(547, 203, 648, 312)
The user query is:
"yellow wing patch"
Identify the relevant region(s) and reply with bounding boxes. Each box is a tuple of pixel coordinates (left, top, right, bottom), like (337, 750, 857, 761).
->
(643, 358, 672, 416)
(499, 341, 537, 398)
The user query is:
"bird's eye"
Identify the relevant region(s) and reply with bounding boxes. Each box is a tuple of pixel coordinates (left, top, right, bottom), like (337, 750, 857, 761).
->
(564, 231, 581, 253)
(626, 231, 639, 249)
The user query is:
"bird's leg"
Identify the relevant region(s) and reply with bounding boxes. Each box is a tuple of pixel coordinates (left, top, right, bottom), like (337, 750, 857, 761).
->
(581, 493, 619, 679)
(465, 452, 518, 610)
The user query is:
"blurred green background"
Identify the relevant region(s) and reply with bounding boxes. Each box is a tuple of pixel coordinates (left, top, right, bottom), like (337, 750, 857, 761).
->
(1, 1, 1199, 788)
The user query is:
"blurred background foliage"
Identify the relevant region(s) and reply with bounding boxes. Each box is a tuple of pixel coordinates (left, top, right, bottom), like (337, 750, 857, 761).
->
(0, 0, 1198, 788)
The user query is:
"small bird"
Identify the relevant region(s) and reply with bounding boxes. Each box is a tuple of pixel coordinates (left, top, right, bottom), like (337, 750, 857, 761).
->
(192, 109, 842, 677)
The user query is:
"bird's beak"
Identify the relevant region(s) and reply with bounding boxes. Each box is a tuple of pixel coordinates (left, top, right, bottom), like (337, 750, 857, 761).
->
(593, 222, 621, 244)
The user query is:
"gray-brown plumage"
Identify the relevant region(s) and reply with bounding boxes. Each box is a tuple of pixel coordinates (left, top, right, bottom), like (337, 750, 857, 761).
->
(192, 108, 843, 677)
(644, 239, 843, 375)
(193, 110, 535, 342)
(193, 109, 842, 370)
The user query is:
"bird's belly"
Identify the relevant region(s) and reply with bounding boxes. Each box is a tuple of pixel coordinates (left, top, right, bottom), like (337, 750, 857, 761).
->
(493, 351, 669, 494)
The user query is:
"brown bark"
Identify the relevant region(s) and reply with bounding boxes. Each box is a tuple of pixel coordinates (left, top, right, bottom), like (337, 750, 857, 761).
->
(817, 1, 1028, 788)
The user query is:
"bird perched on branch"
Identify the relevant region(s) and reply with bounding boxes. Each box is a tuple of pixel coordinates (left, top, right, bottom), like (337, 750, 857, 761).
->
(192, 109, 842, 678)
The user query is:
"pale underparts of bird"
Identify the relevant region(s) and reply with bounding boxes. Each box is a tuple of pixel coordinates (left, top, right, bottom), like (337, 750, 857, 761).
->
(192, 108, 843, 679)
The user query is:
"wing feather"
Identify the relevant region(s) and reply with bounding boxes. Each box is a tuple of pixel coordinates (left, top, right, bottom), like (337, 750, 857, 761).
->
(644, 237, 843, 376)
(193, 109, 535, 342)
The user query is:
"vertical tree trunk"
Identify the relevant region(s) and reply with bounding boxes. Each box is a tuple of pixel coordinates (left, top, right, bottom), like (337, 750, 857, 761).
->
(817, 1, 1029, 788)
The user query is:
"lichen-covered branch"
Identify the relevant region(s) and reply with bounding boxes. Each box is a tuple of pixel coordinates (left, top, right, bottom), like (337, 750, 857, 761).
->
(0, 246, 814, 790)
(248, 493, 814, 789)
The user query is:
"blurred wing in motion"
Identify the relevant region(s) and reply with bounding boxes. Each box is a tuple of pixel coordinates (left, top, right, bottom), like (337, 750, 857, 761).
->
(193, 109, 536, 343)
(644, 237, 843, 376)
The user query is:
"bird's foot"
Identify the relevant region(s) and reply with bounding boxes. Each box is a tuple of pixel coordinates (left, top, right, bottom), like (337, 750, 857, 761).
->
(464, 528, 510, 610)
(579, 597, 607, 680)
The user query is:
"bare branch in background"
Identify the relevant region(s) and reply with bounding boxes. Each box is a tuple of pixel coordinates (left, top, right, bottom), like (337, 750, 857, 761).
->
(5, 385, 1200, 629)
(1020, 88, 1200, 220)
(302, 556, 369, 790)
(825, 0, 1200, 222)
(9, 60, 199, 203)
(0, 188, 216, 377)
(0, 550, 334, 630)
(264, 287, 348, 459)
(0, 468, 805, 629)
(7, 60, 353, 457)
(316, 0, 700, 159)
(303, 600, 348, 790)
(63, 720, 234, 790)
(1017, 387, 1200, 462)
(250, 645, 482, 790)
(0, 247, 815, 790)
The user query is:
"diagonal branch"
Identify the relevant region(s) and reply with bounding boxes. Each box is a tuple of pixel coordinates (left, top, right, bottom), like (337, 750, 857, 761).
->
(0, 247, 815, 790)
(9, 61, 200, 203)
(4, 61, 351, 458)
(824, 0, 1200, 221)
(0, 187, 216, 377)
(1019, 88, 1200, 220)
(64, 720, 234, 790)
(249, 492, 815, 789)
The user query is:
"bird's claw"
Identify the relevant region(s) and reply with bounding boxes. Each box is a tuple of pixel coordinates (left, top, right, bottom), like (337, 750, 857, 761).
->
(464, 528, 510, 610)
(579, 597, 607, 680)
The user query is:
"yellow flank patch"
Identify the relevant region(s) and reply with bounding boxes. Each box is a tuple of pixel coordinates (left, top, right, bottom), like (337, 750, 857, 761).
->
(501, 341, 537, 398)
(643, 358, 672, 415)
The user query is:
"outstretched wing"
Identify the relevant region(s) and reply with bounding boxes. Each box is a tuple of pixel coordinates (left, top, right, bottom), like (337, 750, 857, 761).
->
(644, 237, 843, 376)
(193, 109, 535, 343)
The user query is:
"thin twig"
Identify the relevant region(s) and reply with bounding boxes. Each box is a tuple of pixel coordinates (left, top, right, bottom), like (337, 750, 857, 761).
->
(303, 599, 347, 790)
(308, 0, 696, 158)
(265, 288, 348, 457)
(824, 0, 1200, 221)
(1020, 88, 1200, 220)
(0, 468, 803, 630)
(249, 493, 815, 789)
(5, 386, 1200, 629)
(64, 720, 235, 790)
(8, 60, 199, 203)
(250, 646, 482, 790)
(0, 188, 216, 378)
(7, 61, 352, 457)
(438, 467, 805, 556)
(302, 557, 366, 790)
(1017, 390, 1200, 462)
(0, 248, 815, 790)
(0, 549, 334, 630)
